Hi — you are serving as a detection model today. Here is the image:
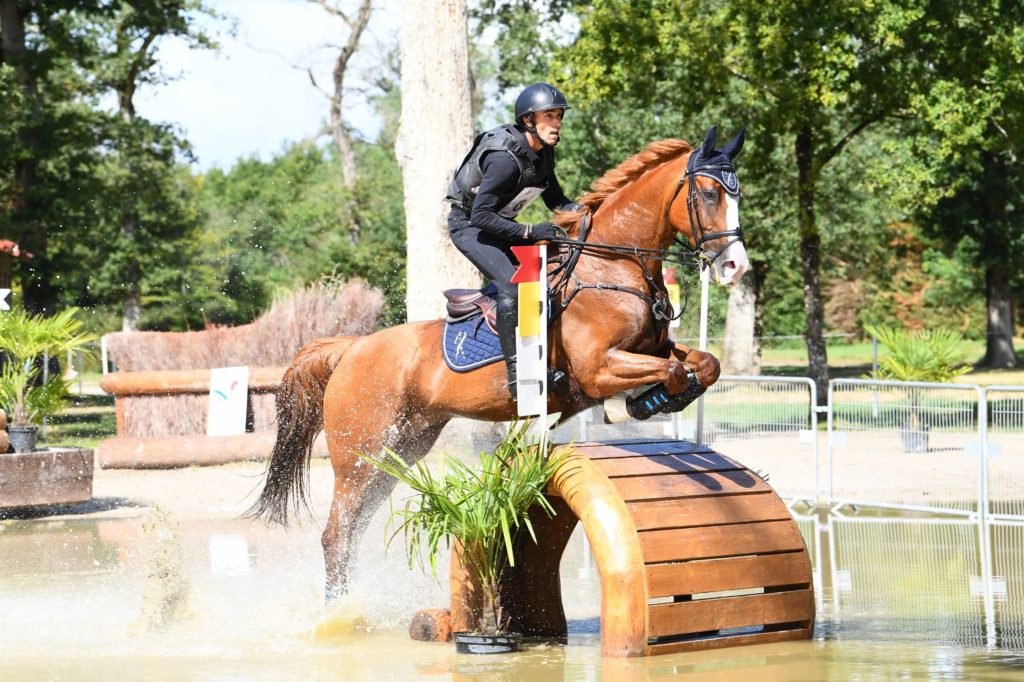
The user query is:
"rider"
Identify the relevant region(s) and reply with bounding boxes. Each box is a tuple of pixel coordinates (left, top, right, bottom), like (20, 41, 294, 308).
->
(445, 83, 578, 401)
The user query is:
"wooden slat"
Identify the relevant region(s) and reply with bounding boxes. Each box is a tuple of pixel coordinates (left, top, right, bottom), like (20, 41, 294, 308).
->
(646, 552, 812, 598)
(648, 588, 813, 637)
(101, 367, 286, 396)
(612, 470, 771, 502)
(629, 492, 792, 531)
(597, 452, 746, 478)
(575, 440, 715, 460)
(639, 520, 805, 563)
(646, 626, 812, 656)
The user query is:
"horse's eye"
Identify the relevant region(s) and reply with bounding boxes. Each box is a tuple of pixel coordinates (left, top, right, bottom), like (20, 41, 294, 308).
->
(702, 189, 717, 202)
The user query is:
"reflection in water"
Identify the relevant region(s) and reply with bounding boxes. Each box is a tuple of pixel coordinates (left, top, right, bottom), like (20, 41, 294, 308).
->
(2, 503, 1024, 679)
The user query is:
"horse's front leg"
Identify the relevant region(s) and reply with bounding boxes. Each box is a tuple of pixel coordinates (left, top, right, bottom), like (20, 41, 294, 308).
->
(579, 347, 692, 399)
(668, 342, 721, 388)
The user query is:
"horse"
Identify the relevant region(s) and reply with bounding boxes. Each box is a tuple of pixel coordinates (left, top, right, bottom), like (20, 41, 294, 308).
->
(248, 126, 750, 600)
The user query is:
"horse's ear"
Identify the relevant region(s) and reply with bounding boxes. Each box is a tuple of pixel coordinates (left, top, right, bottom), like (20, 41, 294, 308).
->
(701, 126, 718, 156)
(722, 128, 746, 160)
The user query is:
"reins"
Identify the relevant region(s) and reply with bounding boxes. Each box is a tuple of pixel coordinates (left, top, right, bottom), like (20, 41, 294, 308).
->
(546, 212, 695, 333)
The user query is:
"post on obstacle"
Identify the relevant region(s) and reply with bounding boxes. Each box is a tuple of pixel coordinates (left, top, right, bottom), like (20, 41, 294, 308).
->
(510, 244, 547, 442)
(695, 262, 711, 443)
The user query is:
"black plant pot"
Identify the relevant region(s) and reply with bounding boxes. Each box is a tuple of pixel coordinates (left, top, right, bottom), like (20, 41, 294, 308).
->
(453, 631, 523, 654)
(8, 425, 39, 454)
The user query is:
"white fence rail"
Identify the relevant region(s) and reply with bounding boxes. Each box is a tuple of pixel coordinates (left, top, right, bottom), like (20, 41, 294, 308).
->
(827, 379, 986, 517)
(984, 386, 1024, 522)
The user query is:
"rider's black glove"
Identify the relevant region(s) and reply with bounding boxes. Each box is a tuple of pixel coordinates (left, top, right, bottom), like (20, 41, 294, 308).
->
(526, 222, 568, 242)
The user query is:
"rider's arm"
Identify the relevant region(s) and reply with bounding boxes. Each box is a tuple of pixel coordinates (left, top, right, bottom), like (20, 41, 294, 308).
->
(542, 174, 574, 211)
(469, 152, 530, 241)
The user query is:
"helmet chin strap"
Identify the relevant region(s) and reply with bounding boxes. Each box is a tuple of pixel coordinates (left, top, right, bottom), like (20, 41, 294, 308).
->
(522, 113, 555, 148)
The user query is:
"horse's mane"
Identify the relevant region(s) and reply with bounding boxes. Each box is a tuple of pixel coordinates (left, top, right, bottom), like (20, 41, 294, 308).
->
(554, 138, 692, 230)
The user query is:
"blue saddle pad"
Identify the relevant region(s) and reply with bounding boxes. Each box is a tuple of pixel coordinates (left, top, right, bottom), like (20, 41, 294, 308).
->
(443, 316, 504, 373)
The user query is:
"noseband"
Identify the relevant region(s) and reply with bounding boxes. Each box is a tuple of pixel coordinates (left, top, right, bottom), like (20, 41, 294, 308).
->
(665, 155, 744, 266)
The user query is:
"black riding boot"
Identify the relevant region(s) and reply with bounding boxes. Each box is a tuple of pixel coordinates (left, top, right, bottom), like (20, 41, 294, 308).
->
(495, 292, 519, 401)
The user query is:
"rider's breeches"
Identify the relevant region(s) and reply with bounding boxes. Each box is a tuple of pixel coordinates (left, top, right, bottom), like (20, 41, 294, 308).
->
(447, 209, 520, 299)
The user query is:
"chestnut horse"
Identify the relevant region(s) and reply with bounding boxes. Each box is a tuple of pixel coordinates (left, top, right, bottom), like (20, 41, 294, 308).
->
(249, 126, 749, 599)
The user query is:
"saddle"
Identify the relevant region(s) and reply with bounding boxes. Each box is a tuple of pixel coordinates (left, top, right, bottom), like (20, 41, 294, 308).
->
(443, 282, 498, 335)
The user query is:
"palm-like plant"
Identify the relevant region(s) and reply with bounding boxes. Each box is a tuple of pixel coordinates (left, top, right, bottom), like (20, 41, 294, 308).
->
(865, 325, 971, 383)
(0, 306, 96, 428)
(361, 421, 568, 636)
(864, 325, 971, 452)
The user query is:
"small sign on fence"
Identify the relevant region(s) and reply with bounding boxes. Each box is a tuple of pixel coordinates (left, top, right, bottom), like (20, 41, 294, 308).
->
(207, 366, 249, 437)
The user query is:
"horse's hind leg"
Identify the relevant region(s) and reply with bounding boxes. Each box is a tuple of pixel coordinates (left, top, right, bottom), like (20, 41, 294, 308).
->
(322, 416, 448, 601)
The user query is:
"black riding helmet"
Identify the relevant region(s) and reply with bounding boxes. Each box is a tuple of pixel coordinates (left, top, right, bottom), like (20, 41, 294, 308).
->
(515, 83, 570, 146)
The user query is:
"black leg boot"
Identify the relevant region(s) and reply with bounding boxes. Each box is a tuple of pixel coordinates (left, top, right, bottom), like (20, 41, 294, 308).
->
(495, 292, 519, 401)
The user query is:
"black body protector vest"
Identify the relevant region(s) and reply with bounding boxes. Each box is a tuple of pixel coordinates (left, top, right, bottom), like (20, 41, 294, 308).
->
(446, 125, 548, 219)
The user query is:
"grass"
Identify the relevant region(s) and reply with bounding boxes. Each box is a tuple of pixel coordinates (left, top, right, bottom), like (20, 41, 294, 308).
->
(38, 393, 116, 450)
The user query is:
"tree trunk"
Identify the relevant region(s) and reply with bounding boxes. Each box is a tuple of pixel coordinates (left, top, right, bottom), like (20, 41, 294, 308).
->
(979, 151, 1017, 368)
(982, 265, 1017, 368)
(721, 270, 761, 375)
(796, 126, 828, 403)
(396, 0, 479, 322)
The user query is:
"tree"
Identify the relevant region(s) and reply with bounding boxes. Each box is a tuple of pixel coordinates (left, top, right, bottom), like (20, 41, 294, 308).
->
(557, 0, 1006, 397)
(304, 0, 372, 194)
(396, 0, 478, 322)
(90, 0, 215, 331)
(0, 0, 107, 315)
(886, 2, 1024, 367)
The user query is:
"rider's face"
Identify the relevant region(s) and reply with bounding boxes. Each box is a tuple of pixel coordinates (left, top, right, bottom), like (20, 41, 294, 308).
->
(531, 109, 564, 146)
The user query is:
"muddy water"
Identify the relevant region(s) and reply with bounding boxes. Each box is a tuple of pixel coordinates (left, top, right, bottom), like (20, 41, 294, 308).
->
(2, 462, 1024, 680)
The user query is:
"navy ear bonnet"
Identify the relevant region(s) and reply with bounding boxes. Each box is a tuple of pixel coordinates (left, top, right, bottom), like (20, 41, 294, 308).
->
(687, 126, 745, 196)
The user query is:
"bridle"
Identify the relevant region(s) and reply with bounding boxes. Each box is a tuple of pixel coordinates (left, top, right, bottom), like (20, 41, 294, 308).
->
(667, 153, 744, 266)
(547, 151, 745, 330)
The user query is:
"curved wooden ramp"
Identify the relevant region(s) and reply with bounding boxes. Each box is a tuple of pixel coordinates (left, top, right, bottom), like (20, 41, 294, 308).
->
(450, 439, 815, 657)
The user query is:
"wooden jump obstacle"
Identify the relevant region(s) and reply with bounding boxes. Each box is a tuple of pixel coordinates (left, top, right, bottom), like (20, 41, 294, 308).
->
(98, 367, 326, 468)
(448, 438, 814, 657)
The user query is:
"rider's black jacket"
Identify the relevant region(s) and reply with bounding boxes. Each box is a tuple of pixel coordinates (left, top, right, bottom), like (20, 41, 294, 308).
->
(447, 125, 572, 241)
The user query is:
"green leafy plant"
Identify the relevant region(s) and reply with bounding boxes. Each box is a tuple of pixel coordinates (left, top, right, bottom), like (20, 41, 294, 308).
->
(865, 325, 972, 452)
(0, 307, 96, 428)
(360, 421, 568, 635)
(865, 325, 972, 383)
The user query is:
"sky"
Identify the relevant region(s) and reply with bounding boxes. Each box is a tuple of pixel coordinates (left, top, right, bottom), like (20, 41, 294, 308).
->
(134, 0, 400, 171)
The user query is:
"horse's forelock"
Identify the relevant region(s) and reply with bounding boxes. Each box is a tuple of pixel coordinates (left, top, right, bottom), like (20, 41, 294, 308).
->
(553, 139, 692, 234)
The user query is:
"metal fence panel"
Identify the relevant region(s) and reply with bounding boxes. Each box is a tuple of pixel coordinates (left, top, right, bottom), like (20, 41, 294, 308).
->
(991, 521, 1024, 649)
(984, 387, 1024, 521)
(685, 376, 818, 503)
(829, 516, 990, 647)
(828, 379, 984, 516)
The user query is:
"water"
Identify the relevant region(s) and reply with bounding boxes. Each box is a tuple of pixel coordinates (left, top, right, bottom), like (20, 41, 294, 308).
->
(2, 460, 1023, 680)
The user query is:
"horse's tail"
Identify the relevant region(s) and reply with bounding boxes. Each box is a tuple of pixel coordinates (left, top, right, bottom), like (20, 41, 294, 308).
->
(246, 336, 355, 526)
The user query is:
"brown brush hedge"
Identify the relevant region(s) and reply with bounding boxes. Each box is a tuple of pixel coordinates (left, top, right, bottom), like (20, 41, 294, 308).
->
(104, 278, 384, 438)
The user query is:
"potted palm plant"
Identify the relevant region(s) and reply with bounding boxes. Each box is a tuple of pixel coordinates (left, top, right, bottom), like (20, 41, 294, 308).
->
(0, 306, 95, 453)
(362, 421, 567, 654)
(864, 325, 971, 452)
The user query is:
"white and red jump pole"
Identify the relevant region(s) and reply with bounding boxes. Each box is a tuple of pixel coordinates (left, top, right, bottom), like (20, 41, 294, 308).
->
(510, 245, 548, 443)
